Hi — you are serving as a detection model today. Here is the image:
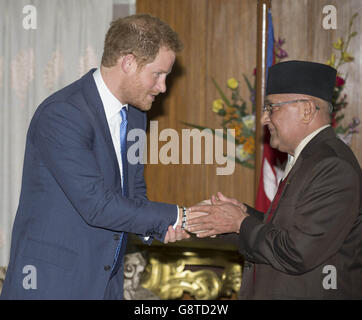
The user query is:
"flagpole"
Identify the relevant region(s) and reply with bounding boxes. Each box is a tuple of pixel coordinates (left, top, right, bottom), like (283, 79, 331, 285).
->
(254, 0, 271, 203)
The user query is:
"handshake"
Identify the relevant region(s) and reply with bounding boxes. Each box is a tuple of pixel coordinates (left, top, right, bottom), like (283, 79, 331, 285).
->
(164, 192, 250, 243)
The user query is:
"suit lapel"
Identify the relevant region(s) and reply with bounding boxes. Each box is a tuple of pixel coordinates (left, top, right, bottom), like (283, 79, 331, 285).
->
(80, 69, 122, 185)
(126, 106, 139, 196)
(300, 126, 335, 158)
(278, 127, 334, 202)
(266, 127, 334, 222)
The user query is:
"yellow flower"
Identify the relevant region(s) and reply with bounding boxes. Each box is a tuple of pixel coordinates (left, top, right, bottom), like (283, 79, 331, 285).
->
(212, 99, 224, 113)
(227, 77, 238, 89)
(342, 51, 354, 62)
(332, 38, 344, 50)
(326, 53, 335, 67)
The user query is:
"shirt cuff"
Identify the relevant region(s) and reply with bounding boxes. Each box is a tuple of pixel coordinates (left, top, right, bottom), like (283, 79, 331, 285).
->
(173, 205, 180, 229)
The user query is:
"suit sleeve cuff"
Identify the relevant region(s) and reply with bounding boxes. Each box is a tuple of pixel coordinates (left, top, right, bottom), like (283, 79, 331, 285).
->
(244, 203, 265, 221)
(143, 205, 180, 243)
(238, 215, 263, 260)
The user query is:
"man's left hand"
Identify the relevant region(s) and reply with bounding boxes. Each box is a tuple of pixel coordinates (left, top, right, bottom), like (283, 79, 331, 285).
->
(186, 201, 249, 238)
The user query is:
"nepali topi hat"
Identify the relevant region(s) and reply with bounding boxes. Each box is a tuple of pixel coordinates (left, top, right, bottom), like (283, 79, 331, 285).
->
(266, 60, 337, 103)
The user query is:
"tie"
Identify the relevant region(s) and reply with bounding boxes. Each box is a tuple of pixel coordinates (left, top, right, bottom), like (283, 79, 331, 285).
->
(110, 107, 128, 277)
(120, 107, 129, 197)
(266, 172, 290, 222)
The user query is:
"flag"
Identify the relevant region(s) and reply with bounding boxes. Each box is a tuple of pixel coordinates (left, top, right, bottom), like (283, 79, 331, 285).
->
(255, 10, 287, 213)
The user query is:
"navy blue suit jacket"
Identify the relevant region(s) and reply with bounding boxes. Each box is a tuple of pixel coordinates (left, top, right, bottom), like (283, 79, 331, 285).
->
(1, 69, 177, 299)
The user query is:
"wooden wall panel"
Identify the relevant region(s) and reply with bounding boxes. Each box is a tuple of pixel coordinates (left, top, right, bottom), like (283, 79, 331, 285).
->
(137, 0, 362, 208)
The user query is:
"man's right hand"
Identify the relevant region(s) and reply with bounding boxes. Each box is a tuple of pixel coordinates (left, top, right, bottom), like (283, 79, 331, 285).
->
(164, 201, 211, 243)
(211, 192, 247, 211)
(164, 224, 189, 243)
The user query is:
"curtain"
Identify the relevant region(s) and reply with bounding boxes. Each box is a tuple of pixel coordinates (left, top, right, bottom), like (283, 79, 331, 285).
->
(0, 0, 135, 268)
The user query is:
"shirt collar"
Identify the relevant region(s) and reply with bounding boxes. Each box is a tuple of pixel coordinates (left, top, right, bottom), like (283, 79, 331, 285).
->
(93, 68, 127, 120)
(291, 124, 331, 164)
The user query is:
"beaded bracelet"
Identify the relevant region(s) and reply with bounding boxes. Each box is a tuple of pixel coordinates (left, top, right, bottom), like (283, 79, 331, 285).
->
(181, 206, 187, 229)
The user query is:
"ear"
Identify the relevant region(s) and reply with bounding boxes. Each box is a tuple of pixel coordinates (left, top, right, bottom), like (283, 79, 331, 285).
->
(301, 100, 317, 123)
(119, 54, 137, 74)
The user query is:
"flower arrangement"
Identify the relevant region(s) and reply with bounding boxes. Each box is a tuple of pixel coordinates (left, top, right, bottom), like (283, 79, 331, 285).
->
(209, 37, 289, 168)
(211, 75, 256, 168)
(326, 12, 360, 145)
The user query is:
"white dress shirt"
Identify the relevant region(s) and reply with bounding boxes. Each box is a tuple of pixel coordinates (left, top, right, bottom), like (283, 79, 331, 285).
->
(93, 68, 127, 183)
(283, 124, 330, 178)
(92, 68, 179, 233)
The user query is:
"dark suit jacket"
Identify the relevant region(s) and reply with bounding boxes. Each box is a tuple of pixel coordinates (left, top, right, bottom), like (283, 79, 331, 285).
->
(1, 69, 177, 299)
(239, 127, 362, 299)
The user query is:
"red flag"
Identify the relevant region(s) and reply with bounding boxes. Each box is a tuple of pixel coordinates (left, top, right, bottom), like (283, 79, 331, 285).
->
(255, 11, 287, 212)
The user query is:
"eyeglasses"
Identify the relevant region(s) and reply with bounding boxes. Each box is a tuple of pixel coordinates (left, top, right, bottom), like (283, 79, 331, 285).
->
(263, 99, 320, 115)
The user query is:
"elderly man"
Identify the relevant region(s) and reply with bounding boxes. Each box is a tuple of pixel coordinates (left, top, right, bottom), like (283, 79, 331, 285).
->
(187, 60, 362, 299)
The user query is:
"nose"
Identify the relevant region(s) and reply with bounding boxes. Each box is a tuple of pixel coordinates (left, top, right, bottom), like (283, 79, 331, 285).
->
(157, 77, 167, 93)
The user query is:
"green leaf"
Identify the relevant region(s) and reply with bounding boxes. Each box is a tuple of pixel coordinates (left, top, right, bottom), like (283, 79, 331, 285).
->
(212, 78, 232, 107)
(242, 74, 254, 92)
(181, 122, 212, 131)
(334, 126, 348, 135)
(181, 122, 227, 140)
(335, 114, 345, 122)
(242, 127, 255, 137)
(218, 109, 226, 116)
(240, 101, 246, 114)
